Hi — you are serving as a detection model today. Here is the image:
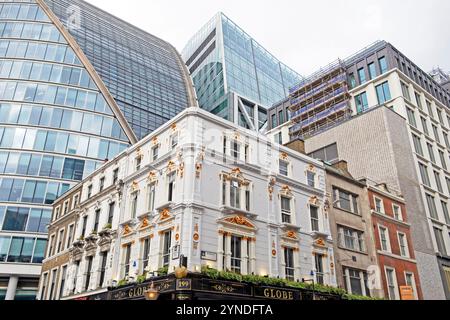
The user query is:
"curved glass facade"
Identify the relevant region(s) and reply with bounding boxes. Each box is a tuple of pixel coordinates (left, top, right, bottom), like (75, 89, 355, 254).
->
(0, 0, 131, 299)
(44, 0, 191, 140)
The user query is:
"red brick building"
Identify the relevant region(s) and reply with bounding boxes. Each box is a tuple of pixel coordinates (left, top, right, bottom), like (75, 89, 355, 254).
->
(367, 183, 423, 300)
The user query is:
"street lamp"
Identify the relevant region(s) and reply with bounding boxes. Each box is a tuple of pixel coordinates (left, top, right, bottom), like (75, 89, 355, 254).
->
(302, 271, 316, 301)
(144, 282, 159, 301)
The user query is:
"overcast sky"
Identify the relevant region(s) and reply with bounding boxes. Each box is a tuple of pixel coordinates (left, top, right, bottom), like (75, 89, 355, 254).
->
(85, 0, 450, 76)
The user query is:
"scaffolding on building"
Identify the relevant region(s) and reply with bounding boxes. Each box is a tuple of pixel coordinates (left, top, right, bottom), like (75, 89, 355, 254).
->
(288, 59, 352, 140)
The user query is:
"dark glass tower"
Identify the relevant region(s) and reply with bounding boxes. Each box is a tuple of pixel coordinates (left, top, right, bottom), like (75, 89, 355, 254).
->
(0, 0, 195, 300)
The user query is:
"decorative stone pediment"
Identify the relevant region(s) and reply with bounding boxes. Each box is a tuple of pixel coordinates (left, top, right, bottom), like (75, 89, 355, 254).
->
(219, 215, 256, 230)
(148, 171, 158, 184)
(280, 185, 293, 197)
(280, 152, 289, 161)
(309, 196, 320, 206)
(98, 229, 116, 250)
(123, 224, 133, 236)
(69, 246, 83, 261)
(131, 181, 139, 192)
(167, 160, 177, 173)
(159, 208, 173, 222)
(140, 217, 151, 229)
(307, 164, 316, 173)
(222, 168, 250, 186)
(171, 123, 177, 132)
(283, 230, 299, 240)
(85, 242, 97, 256)
(314, 237, 326, 247)
(152, 137, 158, 146)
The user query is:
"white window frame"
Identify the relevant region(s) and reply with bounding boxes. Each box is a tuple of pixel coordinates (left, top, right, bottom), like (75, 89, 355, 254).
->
(231, 140, 241, 161)
(63, 200, 70, 216)
(122, 243, 132, 279)
(374, 196, 385, 214)
(378, 225, 392, 253)
(385, 267, 399, 300)
(280, 195, 293, 225)
(48, 267, 59, 300)
(87, 185, 93, 199)
(167, 172, 176, 202)
(343, 267, 370, 297)
(40, 272, 49, 300)
(66, 223, 75, 250)
(392, 204, 403, 221)
(56, 227, 65, 254)
(279, 160, 290, 177)
(57, 264, 68, 300)
(72, 193, 80, 209)
(404, 271, 418, 300)
(306, 171, 316, 188)
(170, 133, 179, 149)
(130, 191, 139, 219)
(99, 176, 105, 192)
(48, 233, 56, 257)
(229, 180, 241, 209)
(397, 232, 410, 258)
(338, 226, 366, 253)
(147, 183, 156, 212)
(140, 237, 151, 274)
(54, 206, 61, 221)
(135, 156, 142, 171)
(152, 144, 159, 162)
(310, 205, 320, 232)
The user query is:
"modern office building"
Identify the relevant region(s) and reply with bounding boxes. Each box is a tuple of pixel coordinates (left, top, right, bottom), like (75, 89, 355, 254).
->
(0, 0, 196, 300)
(182, 12, 302, 132)
(267, 40, 450, 299)
(38, 107, 337, 300)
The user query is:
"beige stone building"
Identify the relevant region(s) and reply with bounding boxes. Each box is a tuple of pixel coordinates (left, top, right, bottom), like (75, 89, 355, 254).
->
(39, 185, 82, 300)
(324, 162, 380, 297)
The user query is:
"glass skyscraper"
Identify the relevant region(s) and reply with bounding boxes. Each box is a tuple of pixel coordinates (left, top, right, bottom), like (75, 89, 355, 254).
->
(0, 0, 195, 300)
(182, 12, 302, 131)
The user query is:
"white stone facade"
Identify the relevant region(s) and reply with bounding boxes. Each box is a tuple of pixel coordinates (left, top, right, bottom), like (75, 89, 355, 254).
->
(61, 107, 336, 298)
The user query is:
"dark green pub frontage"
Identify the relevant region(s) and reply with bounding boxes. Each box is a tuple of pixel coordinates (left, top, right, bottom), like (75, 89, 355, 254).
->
(72, 274, 342, 301)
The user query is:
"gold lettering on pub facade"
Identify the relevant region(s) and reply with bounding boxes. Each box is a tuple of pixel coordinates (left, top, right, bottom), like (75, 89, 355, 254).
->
(263, 288, 294, 300)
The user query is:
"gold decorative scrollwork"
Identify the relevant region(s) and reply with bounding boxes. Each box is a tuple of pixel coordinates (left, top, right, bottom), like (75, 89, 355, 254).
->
(280, 185, 293, 197)
(224, 216, 255, 229)
(160, 208, 171, 221)
(309, 196, 319, 206)
(167, 160, 176, 173)
(212, 284, 236, 293)
(131, 181, 139, 192)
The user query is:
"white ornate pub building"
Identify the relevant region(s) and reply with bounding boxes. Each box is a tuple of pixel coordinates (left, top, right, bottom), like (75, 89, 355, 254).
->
(38, 107, 337, 299)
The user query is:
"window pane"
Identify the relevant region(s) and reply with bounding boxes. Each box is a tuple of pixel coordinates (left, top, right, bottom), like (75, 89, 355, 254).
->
(26, 209, 42, 233)
(7, 237, 24, 263)
(32, 181, 47, 204)
(32, 239, 47, 264)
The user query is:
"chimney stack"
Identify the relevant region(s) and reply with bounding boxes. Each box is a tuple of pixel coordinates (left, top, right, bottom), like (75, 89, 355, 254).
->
(285, 138, 306, 155)
(332, 160, 349, 174)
